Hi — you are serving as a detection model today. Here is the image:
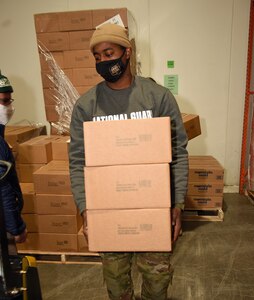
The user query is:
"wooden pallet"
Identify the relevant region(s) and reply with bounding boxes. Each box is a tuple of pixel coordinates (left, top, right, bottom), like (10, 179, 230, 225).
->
(17, 250, 101, 264)
(182, 208, 224, 221)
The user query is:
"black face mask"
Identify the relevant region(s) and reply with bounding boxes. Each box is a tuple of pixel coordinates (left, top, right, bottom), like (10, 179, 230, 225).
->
(96, 50, 129, 83)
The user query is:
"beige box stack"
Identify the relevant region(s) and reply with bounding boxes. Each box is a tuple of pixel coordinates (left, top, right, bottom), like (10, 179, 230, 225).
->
(34, 8, 131, 129)
(5, 125, 46, 159)
(19, 182, 38, 248)
(183, 155, 224, 221)
(16, 135, 58, 183)
(33, 158, 80, 252)
(17, 136, 87, 253)
(84, 117, 172, 252)
(16, 135, 58, 244)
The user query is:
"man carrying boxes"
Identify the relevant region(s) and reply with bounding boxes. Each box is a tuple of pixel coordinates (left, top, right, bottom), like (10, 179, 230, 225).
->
(69, 23, 189, 300)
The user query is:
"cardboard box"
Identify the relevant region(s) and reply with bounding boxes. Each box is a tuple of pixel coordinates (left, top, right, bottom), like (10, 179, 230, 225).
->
(17, 233, 40, 251)
(5, 125, 47, 152)
(34, 13, 59, 33)
(17, 233, 78, 252)
(189, 158, 224, 183)
(63, 50, 94, 68)
(187, 182, 224, 196)
(39, 52, 64, 71)
(38, 215, 82, 234)
(87, 208, 171, 252)
(22, 214, 39, 233)
(17, 135, 58, 164)
(39, 233, 78, 252)
(45, 104, 59, 122)
(18, 163, 46, 183)
(33, 160, 72, 194)
(181, 113, 201, 141)
(35, 194, 77, 215)
(20, 183, 36, 213)
(92, 8, 128, 28)
(188, 155, 214, 161)
(50, 124, 70, 136)
(58, 10, 93, 31)
(77, 226, 89, 252)
(51, 136, 70, 161)
(43, 88, 59, 106)
(72, 68, 102, 86)
(84, 117, 172, 166)
(85, 163, 171, 209)
(69, 30, 94, 50)
(37, 32, 70, 52)
(185, 195, 223, 209)
(41, 68, 73, 88)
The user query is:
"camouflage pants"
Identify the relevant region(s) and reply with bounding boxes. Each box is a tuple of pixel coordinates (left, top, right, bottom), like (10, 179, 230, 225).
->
(100, 252, 173, 300)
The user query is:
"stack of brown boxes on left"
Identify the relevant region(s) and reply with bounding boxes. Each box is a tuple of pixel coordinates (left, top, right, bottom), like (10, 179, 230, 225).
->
(16, 135, 85, 253)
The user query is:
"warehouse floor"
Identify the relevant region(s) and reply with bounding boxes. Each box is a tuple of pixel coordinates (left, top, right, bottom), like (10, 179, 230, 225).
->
(36, 193, 254, 300)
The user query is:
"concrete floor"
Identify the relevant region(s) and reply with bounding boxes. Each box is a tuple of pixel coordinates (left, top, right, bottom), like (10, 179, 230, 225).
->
(37, 193, 254, 300)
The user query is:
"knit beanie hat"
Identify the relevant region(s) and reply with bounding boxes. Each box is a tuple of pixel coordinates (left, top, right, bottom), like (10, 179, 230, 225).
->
(89, 23, 132, 52)
(0, 71, 13, 93)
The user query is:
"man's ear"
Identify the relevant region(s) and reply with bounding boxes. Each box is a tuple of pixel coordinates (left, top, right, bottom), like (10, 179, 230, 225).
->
(126, 47, 132, 59)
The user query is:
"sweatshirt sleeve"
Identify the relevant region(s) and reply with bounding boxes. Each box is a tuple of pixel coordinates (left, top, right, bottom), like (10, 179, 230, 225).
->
(69, 101, 87, 214)
(159, 90, 189, 207)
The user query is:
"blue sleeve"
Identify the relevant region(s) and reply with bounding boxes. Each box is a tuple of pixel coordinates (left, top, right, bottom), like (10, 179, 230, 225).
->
(0, 136, 26, 235)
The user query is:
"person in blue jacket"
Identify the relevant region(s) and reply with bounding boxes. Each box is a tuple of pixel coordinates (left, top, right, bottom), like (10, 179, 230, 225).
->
(0, 71, 27, 253)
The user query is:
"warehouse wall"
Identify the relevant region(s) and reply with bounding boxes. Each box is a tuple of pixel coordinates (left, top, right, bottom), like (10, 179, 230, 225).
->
(0, 0, 250, 187)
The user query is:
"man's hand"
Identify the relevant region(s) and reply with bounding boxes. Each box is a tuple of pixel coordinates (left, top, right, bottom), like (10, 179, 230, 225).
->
(171, 207, 182, 243)
(82, 211, 88, 242)
(14, 228, 27, 243)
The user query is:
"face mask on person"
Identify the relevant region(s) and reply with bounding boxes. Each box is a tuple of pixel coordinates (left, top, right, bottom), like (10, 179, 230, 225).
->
(96, 49, 129, 83)
(0, 104, 15, 125)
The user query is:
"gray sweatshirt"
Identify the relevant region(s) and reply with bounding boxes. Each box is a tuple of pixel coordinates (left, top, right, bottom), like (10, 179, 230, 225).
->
(69, 76, 189, 214)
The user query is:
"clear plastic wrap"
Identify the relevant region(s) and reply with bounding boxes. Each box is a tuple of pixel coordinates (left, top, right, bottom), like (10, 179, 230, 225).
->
(38, 42, 80, 135)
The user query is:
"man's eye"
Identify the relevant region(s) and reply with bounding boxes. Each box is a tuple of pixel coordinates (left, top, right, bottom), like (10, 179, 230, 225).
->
(105, 52, 113, 58)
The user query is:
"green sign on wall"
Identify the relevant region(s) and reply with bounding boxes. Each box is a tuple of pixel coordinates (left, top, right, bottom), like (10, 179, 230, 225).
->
(164, 75, 178, 95)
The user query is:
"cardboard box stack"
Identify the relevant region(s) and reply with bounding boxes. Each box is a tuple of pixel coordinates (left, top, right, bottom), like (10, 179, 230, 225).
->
(5, 125, 46, 159)
(183, 155, 224, 221)
(17, 136, 87, 252)
(84, 117, 172, 252)
(34, 8, 134, 130)
(16, 135, 58, 183)
(16, 135, 57, 250)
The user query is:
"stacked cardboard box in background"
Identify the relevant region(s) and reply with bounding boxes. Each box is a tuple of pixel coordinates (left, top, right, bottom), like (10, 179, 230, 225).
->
(16, 135, 58, 183)
(16, 136, 87, 253)
(34, 8, 135, 130)
(5, 125, 46, 159)
(33, 8, 202, 141)
(84, 117, 172, 252)
(181, 113, 201, 141)
(183, 155, 224, 221)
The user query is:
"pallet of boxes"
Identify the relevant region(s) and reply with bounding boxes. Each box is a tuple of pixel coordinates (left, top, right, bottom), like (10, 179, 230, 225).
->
(84, 117, 172, 252)
(183, 155, 224, 221)
(16, 135, 89, 256)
